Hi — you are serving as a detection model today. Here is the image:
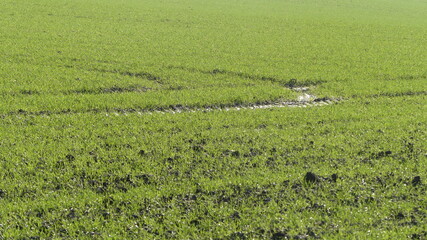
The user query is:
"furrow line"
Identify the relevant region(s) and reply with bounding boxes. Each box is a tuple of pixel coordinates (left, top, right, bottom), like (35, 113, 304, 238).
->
(3, 92, 342, 117)
(105, 98, 341, 117)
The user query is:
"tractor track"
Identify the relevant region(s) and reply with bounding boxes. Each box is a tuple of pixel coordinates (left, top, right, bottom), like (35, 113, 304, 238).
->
(109, 97, 340, 117)
(4, 89, 342, 118)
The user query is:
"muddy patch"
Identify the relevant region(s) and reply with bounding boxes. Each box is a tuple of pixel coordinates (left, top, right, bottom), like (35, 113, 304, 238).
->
(297, 93, 316, 102)
(105, 96, 341, 117)
(6, 95, 341, 118)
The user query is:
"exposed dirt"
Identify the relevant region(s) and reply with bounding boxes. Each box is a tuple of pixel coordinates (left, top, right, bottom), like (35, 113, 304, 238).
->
(104, 94, 341, 116)
(6, 91, 341, 117)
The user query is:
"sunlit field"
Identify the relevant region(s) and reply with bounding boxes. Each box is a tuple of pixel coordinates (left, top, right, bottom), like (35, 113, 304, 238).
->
(0, 0, 426, 238)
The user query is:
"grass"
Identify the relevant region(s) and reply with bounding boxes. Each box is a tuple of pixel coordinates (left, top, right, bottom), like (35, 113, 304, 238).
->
(0, 0, 426, 239)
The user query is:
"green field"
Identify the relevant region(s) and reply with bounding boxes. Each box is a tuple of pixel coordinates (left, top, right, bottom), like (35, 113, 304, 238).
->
(0, 0, 426, 239)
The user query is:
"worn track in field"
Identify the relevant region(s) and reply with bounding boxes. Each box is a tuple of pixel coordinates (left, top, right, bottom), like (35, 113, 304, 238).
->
(106, 88, 341, 116)
(5, 88, 342, 117)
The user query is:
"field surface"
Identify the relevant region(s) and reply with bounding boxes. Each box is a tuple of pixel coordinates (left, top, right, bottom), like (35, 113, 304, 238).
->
(0, 0, 426, 239)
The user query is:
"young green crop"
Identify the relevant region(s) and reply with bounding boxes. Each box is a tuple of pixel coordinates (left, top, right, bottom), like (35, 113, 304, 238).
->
(1, 0, 426, 114)
(0, 0, 426, 238)
(0, 96, 425, 238)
